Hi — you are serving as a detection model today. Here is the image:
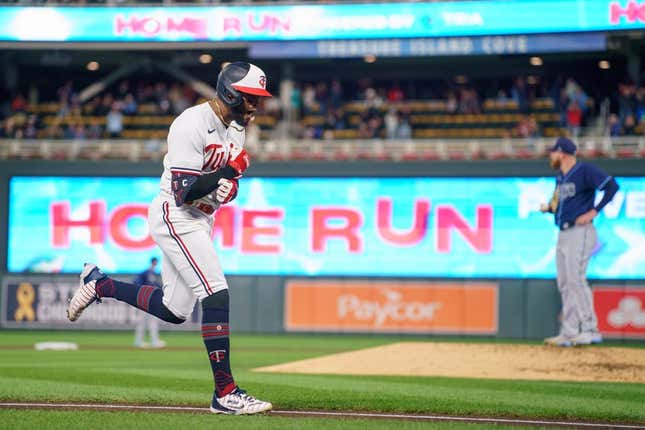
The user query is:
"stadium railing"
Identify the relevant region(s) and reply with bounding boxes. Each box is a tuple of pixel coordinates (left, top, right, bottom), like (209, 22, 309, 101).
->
(1, 136, 643, 162)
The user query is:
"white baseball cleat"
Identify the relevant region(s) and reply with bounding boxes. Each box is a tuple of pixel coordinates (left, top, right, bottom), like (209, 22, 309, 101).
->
(66, 263, 107, 322)
(571, 332, 603, 346)
(544, 334, 573, 347)
(210, 387, 272, 415)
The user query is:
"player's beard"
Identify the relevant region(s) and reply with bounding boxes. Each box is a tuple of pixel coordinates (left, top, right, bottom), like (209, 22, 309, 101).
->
(550, 157, 561, 170)
(233, 103, 254, 126)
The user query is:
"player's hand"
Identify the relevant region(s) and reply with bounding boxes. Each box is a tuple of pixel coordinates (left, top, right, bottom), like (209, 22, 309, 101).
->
(215, 178, 238, 204)
(575, 209, 597, 225)
(228, 148, 250, 175)
(539, 203, 550, 213)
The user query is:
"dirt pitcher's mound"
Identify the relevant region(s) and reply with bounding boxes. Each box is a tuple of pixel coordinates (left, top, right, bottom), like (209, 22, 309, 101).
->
(255, 342, 645, 383)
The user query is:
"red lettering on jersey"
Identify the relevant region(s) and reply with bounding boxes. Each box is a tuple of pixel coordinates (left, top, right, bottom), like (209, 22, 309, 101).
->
(311, 208, 363, 253)
(51, 201, 106, 248)
(203, 144, 224, 171)
(376, 198, 430, 246)
(436, 204, 493, 253)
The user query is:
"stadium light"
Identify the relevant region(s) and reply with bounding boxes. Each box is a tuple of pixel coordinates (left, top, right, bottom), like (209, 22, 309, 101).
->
(529, 56, 543, 66)
(86, 61, 100, 71)
(598, 60, 610, 70)
(199, 54, 213, 64)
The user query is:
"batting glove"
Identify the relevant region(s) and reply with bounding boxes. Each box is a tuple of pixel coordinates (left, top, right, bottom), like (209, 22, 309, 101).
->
(228, 147, 250, 175)
(215, 178, 238, 204)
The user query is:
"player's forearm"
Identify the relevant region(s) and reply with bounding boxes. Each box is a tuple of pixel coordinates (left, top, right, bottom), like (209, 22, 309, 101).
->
(594, 178, 619, 213)
(185, 166, 237, 201)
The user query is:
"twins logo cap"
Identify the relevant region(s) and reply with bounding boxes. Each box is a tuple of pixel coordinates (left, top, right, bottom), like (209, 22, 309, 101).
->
(230, 63, 272, 97)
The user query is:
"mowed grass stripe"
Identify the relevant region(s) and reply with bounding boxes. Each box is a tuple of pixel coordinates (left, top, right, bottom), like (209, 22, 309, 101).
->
(0, 409, 519, 430)
(0, 331, 643, 424)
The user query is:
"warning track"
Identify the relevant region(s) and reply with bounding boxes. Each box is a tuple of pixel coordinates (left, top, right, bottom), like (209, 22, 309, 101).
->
(1, 402, 643, 429)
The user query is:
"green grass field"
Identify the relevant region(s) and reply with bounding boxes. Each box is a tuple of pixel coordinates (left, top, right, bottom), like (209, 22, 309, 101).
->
(0, 330, 644, 429)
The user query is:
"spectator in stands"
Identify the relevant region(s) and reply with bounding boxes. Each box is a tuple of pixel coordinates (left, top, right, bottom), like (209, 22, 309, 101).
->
(290, 84, 302, 120)
(623, 114, 637, 136)
(511, 77, 530, 113)
(617, 81, 637, 122)
(446, 91, 458, 114)
(106, 102, 123, 138)
(459, 87, 480, 114)
(566, 101, 582, 137)
(11, 94, 27, 113)
(23, 115, 38, 139)
(387, 83, 405, 103)
(330, 80, 343, 109)
(384, 107, 399, 140)
(607, 114, 622, 137)
(635, 87, 645, 123)
(363, 87, 383, 110)
(122, 94, 138, 116)
(496, 89, 510, 103)
(302, 83, 316, 114)
(395, 110, 412, 140)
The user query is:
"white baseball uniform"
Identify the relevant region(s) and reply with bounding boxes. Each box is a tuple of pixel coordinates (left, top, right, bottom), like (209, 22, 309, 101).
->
(147, 101, 245, 319)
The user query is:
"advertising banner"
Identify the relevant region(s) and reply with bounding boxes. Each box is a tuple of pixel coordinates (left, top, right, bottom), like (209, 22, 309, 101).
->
(1, 275, 200, 329)
(7, 176, 645, 278)
(250, 33, 607, 59)
(0, 1, 642, 42)
(284, 280, 498, 334)
(594, 287, 645, 339)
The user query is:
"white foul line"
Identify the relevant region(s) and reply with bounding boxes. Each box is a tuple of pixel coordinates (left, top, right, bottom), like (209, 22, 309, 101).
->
(0, 402, 643, 429)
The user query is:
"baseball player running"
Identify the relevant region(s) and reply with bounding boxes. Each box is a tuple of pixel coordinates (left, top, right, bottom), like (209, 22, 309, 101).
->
(540, 137, 619, 347)
(67, 62, 273, 414)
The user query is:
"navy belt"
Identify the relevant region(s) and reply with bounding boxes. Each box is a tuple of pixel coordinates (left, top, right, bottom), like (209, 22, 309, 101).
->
(559, 220, 592, 231)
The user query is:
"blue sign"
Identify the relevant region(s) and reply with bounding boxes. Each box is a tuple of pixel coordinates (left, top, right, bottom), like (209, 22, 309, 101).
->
(250, 33, 607, 59)
(0, 1, 642, 42)
(7, 176, 645, 279)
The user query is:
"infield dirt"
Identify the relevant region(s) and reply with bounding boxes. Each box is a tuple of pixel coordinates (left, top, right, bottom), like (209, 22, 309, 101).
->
(255, 342, 645, 383)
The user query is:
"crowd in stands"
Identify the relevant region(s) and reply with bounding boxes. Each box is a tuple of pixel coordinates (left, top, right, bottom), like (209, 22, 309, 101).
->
(607, 81, 645, 137)
(2, 75, 644, 142)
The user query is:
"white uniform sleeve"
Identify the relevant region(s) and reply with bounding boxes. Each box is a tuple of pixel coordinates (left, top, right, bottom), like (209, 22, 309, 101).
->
(167, 111, 203, 176)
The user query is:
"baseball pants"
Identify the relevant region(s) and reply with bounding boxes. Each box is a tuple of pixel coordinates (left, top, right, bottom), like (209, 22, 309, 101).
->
(555, 223, 599, 337)
(148, 195, 228, 320)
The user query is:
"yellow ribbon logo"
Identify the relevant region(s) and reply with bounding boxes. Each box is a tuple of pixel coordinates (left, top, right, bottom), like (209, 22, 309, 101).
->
(14, 282, 36, 322)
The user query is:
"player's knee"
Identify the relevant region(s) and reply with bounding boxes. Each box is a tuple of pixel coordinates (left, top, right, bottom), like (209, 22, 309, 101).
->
(202, 289, 229, 311)
(160, 304, 186, 324)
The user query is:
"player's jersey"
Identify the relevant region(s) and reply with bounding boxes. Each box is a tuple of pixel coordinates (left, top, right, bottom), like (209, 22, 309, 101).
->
(552, 161, 613, 230)
(159, 101, 245, 213)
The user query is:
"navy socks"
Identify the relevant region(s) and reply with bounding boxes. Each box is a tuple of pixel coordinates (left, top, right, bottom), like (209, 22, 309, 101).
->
(96, 278, 184, 324)
(201, 290, 236, 397)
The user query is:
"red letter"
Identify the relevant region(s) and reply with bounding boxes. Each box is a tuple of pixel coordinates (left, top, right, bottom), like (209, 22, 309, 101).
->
(241, 209, 283, 253)
(115, 15, 135, 35)
(109, 205, 155, 250)
(51, 201, 106, 248)
(311, 208, 363, 253)
(376, 198, 429, 246)
(248, 14, 269, 32)
(223, 16, 241, 33)
(167, 17, 207, 38)
(436, 204, 493, 253)
(271, 16, 290, 33)
(212, 205, 235, 248)
(610, 1, 645, 24)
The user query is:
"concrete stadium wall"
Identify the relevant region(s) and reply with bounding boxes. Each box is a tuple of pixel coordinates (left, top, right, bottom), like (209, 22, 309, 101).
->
(1, 159, 643, 340)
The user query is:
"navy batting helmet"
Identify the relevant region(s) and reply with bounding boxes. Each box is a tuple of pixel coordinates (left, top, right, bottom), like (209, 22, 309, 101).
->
(216, 62, 272, 107)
